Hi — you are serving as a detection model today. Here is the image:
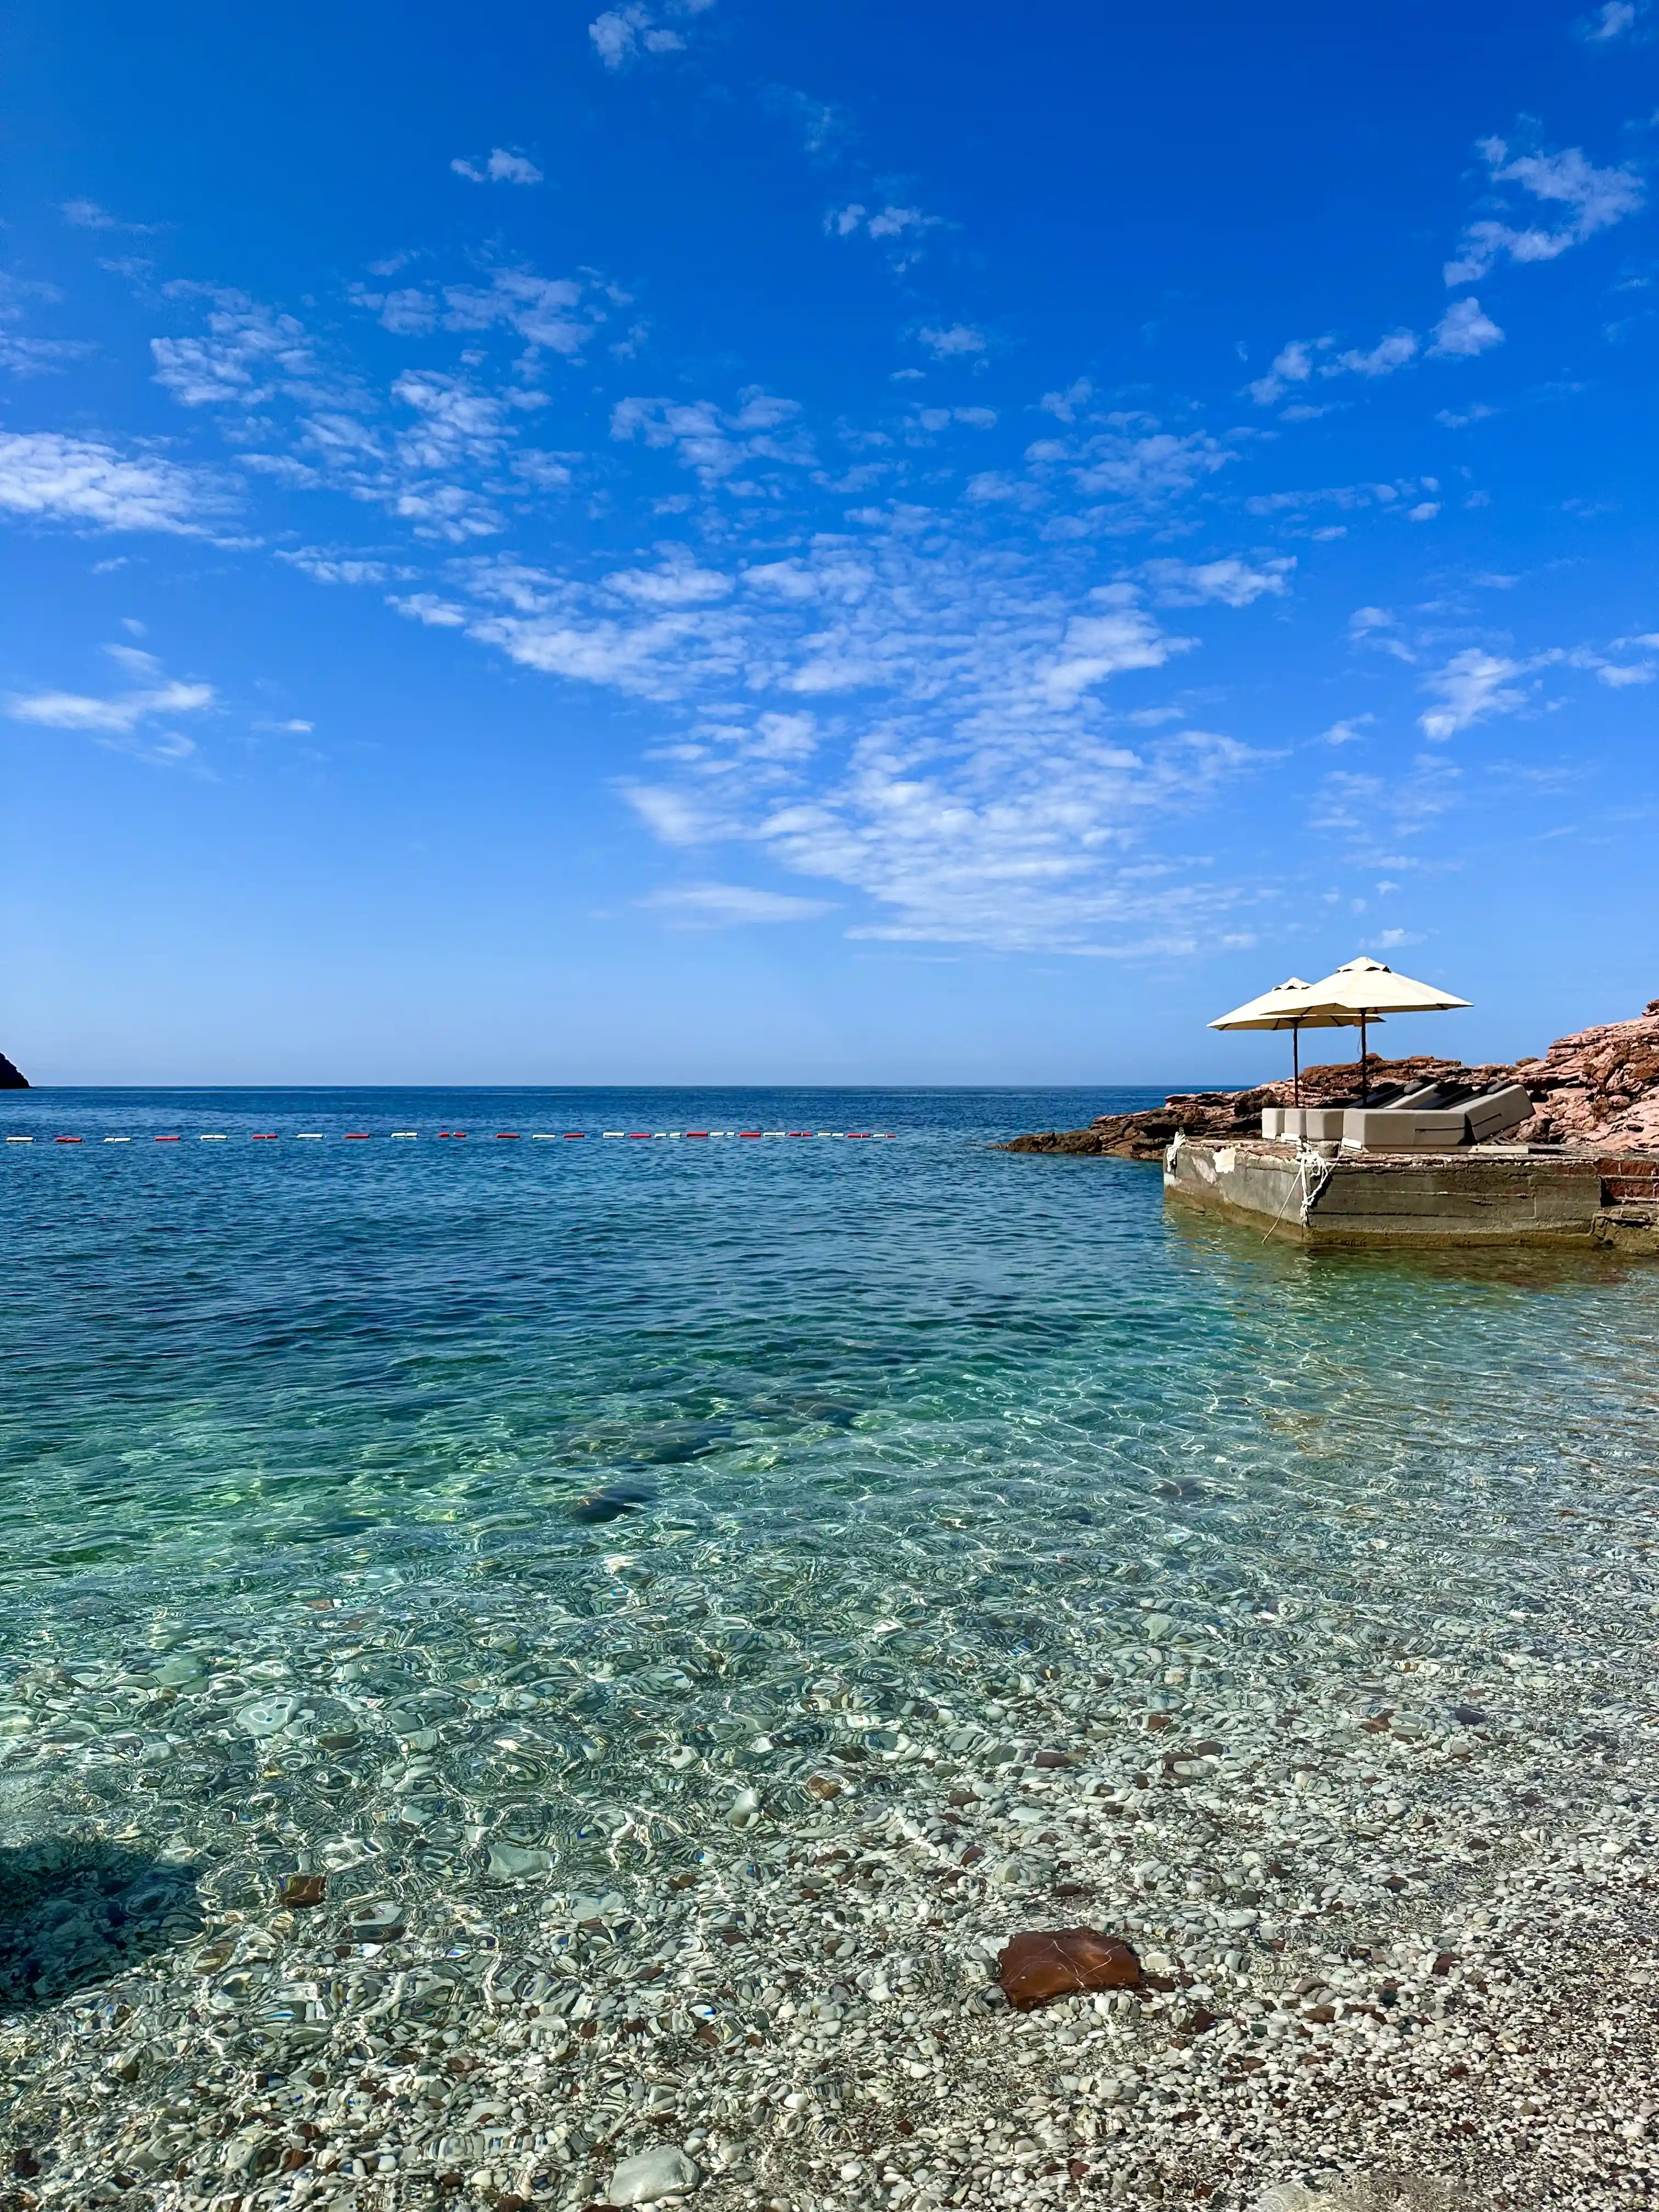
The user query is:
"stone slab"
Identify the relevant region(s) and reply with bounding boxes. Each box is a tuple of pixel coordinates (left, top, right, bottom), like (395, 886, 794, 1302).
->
(1163, 1133, 1633, 1248)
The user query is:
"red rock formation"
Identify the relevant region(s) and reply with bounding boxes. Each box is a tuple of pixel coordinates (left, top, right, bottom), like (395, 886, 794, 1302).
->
(1511, 1000, 1659, 1149)
(1002, 1055, 1506, 1160)
(1002, 997, 1659, 1158)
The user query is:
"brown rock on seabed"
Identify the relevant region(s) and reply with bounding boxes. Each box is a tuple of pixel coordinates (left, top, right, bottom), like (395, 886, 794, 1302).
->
(997, 1927, 1143, 2009)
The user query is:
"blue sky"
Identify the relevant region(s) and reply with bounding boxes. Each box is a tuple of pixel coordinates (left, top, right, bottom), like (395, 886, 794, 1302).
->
(2, 0, 1656, 1084)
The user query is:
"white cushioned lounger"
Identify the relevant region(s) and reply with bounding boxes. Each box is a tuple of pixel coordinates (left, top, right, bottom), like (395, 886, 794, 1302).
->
(1341, 1105, 1468, 1151)
(1463, 1083, 1533, 1143)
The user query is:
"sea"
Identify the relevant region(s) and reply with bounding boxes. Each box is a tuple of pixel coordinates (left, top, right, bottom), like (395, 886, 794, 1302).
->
(3, 1084, 1658, 1961)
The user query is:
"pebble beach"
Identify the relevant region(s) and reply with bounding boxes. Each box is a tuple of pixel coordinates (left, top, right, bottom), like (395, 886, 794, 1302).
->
(3, 1090, 1657, 2210)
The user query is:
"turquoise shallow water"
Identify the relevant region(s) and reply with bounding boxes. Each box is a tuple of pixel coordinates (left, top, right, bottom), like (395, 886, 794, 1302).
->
(3, 1085, 1658, 1917)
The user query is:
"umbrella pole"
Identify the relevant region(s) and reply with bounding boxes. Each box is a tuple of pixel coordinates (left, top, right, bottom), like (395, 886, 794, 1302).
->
(1359, 1012, 1369, 1103)
(1293, 1024, 1300, 1107)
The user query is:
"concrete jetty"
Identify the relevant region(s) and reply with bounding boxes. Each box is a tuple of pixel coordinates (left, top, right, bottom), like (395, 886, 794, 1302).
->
(1162, 1132, 1659, 1249)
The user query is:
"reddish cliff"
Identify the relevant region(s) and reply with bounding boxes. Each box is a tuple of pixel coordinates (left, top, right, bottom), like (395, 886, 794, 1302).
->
(1003, 999, 1659, 1160)
(1511, 1000, 1659, 1149)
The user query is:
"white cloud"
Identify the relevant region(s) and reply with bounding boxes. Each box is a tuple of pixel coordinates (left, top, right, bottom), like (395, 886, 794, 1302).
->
(826, 204, 940, 266)
(392, 371, 512, 470)
(643, 882, 833, 925)
(0, 274, 93, 377)
(0, 431, 221, 534)
(1445, 138, 1644, 284)
(1568, 640, 1659, 685)
(603, 548, 734, 606)
(1332, 330, 1418, 377)
(1245, 480, 1431, 522)
(909, 405, 995, 437)
(351, 267, 609, 351)
(451, 149, 544, 185)
(589, 0, 713, 68)
(1055, 422, 1237, 506)
(1312, 757, 1462, 841)
(1578, 1, 1641, 40)
(1249, 329, 1419, 405)
(749, 709, 819, 760)
(1347, 604, 1417, 662)
(762, 84, 852, 158)
(1138, 555, 1295, 608)
(7, 646, 213, 765)
(1038, 379, 1093, 422)
(511, 450, 575, 491)
(1429, 298, 1505, 357)
(611, 388, 812, 486)
(0, 334, 91, 376)
(112, 268, 1306, 953)
(1041, 588, 1193, 702)
(390, 592, 469, 628)
(60, 198, 154, 234)
(361, 286, 437, 337)
(377, 515, 1267, 951)
(1319, 716, 1373, 745)
(150, 290, 320, 407)
(916, 323, 986, 358)
(1246, 339, 1315, 406)
(1407, 500, 1441, 521)
(828, 204, 934, 241)
(1418, 647, 1532, 738)
(144, 269, 605, 542)
(438, 269, 606, 356)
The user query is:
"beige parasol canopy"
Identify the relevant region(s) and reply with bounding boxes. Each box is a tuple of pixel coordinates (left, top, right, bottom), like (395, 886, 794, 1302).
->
(1209, 977, 1373, 1103)
(1297, 956, 1471, 1099)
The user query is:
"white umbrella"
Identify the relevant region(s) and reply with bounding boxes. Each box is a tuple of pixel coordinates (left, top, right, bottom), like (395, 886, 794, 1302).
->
(1208, 977, 1374, 1104)
(1299, 956, 1471, 1101)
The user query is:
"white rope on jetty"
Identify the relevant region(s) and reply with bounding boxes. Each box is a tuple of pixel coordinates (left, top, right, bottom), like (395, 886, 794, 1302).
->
(1297, 1142, 1336, 1224)
(1261, 1139, 1337, 1243)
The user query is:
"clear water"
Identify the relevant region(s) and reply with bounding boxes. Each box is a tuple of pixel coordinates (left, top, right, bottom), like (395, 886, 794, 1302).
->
(3, 1086, 1657, 1956)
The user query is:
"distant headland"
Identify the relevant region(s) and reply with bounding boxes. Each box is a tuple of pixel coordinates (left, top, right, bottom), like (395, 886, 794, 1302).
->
(0, 1049, 27, 1089)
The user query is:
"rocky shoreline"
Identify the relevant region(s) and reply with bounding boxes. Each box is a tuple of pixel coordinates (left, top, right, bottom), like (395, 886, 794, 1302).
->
(1001, 997, 1659, 1163)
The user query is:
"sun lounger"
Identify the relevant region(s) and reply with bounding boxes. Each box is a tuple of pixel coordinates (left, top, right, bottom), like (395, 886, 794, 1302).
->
(1341, 1105, 1467, 1151)
(1342, 1080, 1536, 1151)
(1265, 1084, 1418, 1141)
(1463, 1082, 1532, 1143)
(1264, 1107, 1338, 1138)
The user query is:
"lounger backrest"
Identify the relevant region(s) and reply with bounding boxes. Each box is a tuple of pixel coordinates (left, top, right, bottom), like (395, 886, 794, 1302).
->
(1463, 1084, 1532, 1142)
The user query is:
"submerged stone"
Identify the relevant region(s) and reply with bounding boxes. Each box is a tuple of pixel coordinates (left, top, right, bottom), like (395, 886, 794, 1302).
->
(607, 2143, 700, 2203)
(486, 1843, 552, 1880)
(997, 1927, 1142, 2010)
(569, 1485, 654, 1525)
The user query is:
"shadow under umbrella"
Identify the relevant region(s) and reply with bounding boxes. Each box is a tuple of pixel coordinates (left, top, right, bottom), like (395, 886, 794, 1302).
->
(0, 1837, 204, 2011)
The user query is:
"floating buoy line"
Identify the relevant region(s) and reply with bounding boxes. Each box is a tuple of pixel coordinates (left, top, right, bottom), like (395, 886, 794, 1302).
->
(5, 1128, 899, 1147)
